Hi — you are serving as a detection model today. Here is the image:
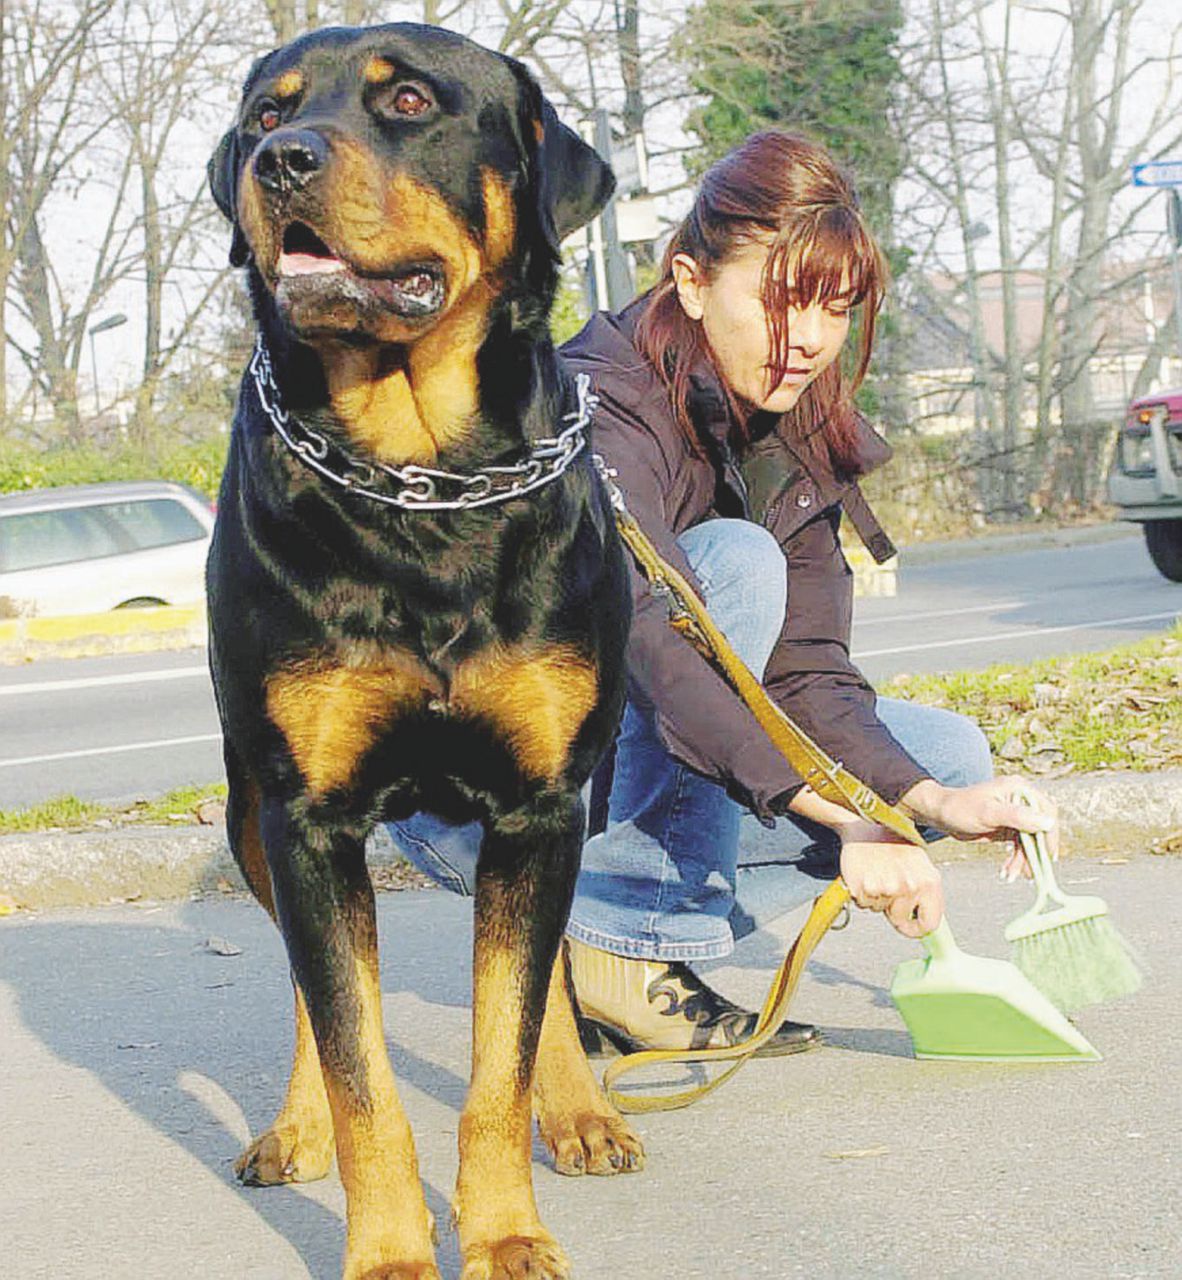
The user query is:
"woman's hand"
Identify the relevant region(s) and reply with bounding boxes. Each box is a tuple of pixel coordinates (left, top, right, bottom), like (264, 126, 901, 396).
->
(901, 777, 1059, 882)
(838, 822, 944, 939)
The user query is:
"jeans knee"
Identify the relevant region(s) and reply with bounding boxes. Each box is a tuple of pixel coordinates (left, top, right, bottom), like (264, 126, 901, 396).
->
(942, 715, 994, 788)
(678, 519, 786, 673)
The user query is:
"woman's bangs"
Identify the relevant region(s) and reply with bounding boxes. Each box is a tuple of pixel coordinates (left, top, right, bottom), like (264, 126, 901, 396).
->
(763, 209, 877, 313)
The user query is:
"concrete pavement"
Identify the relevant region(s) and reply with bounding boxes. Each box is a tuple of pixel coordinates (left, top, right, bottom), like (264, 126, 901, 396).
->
(1, 856, 1177, 1279)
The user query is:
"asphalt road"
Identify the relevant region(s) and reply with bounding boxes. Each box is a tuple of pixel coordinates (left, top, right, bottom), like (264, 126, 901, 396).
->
(1, 524, 1178, 810)
(1, 858, 1176, 1278)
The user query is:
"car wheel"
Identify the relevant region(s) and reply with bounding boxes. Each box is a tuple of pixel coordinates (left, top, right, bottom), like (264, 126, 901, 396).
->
(114, 597, 168, 609)
(1143, 520, 1182, 582)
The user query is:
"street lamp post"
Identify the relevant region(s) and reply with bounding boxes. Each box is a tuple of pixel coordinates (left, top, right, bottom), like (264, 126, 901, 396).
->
(88, 313, 128, 416)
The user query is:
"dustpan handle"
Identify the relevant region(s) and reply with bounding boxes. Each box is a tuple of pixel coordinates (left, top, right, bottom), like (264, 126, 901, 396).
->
(921, 915, 961, 961)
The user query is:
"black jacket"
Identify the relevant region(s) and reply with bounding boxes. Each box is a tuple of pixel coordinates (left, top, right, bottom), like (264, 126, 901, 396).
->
(562, 303, 930, 820)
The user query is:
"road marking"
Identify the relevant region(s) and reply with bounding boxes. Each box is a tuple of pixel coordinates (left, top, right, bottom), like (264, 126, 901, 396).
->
(0, 733, 222, 770)
(855, 600, 1023, 626)
(854, 610, 1179, 658)
(0, 665, 209, 697)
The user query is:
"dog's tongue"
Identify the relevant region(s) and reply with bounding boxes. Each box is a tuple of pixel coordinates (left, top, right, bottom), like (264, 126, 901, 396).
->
(280, 223, 346, 276)
(280, 251, 346, 276)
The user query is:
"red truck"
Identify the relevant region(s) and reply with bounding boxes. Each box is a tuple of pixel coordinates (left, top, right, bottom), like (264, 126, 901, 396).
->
(1108, 387, 1182, 580)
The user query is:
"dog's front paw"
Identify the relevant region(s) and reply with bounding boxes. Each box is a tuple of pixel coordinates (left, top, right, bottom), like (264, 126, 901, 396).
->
(536, 1103, 645, 1178)
(234, 1122, 334, 1185)
(460, 1234, 570, 1280)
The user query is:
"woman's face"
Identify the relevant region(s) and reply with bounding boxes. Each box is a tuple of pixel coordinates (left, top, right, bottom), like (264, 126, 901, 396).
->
(672, 239, 854, 414)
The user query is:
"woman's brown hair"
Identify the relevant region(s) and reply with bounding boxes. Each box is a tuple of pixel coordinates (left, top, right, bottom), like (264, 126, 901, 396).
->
(635, 131, 887, 473)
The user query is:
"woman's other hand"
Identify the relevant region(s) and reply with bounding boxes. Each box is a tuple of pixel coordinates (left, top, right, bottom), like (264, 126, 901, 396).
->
(901, 777, 1059, 882)
(838, 823, 944, 939)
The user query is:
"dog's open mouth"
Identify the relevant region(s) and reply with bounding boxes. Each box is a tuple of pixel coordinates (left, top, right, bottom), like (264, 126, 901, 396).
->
(278, 222, 446, 320)
(279, 222, 347, 276)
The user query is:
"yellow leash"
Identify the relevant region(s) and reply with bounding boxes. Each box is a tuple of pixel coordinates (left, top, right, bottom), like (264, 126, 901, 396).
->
(594, 459, 924, 1113)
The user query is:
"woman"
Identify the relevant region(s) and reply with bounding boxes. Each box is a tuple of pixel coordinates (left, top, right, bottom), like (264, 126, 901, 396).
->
(390, 131, 1055, 1056)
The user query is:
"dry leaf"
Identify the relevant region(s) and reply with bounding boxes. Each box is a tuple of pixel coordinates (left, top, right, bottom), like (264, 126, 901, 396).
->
(826, 1145, 890, 1161)
(0, 893, 19, 917)
(202, 936, 242, 956)
(1150, 830, 1182, 855)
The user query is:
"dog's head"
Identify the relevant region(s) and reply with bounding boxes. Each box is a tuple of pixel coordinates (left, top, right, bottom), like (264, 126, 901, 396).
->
(209, 23, 613, 347)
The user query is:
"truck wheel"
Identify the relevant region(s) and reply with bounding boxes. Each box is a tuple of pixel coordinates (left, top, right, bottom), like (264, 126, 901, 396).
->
(1143, 520, 1182, 582)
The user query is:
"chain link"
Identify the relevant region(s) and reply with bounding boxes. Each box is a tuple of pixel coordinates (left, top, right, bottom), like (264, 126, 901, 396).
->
(248, 338, 592, 512)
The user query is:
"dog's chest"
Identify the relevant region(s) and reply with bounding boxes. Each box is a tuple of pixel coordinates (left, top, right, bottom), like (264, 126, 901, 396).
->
(264, 631, 598, 797)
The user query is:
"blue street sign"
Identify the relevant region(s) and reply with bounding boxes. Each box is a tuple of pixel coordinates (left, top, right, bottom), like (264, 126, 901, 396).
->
(1132, 160, 1182, 187)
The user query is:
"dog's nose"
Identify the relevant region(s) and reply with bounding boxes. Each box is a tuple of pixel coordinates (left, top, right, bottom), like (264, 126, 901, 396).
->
(254, 130, 328, 194)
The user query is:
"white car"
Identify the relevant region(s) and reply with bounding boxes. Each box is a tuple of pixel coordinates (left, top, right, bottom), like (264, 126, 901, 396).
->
(0, 481, 215, 618)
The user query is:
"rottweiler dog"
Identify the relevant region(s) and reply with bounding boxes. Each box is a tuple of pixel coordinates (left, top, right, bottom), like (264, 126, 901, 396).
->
(207, 23, 642, 1280)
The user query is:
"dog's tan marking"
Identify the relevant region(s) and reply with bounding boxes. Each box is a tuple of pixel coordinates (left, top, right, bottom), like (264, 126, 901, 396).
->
(331, 948, 437, 1277)
(273, 69, 304, 100)
(237, 985, 336, 1185)
(533, 119, 545, 145)
(329, 150, 482, 299)
(533, 945, 646, 1177)
(237, 172, 277, 275)
(364, 56, 396, 84)
(227, 779, 336, 1185)
(266, 654, 435, 796)
(455, 889, 567, 1276)
(452, 645, 597, 782)
(232, 776, 275, 912)
(481, 168, 516, 269)
(324, 279, 494, 465)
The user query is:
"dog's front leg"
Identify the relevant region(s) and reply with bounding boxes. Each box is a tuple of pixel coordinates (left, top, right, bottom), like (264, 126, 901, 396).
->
(261, 797, 439, 1280)
(533, 942, 646, 1176)
(455, 791, 581, 1280)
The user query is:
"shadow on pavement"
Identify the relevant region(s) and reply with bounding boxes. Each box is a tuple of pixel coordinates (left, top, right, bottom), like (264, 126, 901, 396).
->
(0, 892, 488, 1278)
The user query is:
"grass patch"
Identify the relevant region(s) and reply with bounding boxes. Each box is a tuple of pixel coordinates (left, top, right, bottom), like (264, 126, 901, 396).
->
(885, 624, 1182, 775)
(0, 783, 227, 836)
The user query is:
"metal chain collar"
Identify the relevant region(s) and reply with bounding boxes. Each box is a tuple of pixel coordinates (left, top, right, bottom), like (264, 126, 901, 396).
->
(248, 337, 593, 512)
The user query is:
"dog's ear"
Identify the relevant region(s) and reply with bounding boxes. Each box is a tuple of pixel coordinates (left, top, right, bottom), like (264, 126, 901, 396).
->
(506, 59, 616, 253)
(208, 127, 250, 268)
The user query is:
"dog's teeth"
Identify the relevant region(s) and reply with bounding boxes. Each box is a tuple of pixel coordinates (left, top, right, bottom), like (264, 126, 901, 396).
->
(399, 272, 435, 296)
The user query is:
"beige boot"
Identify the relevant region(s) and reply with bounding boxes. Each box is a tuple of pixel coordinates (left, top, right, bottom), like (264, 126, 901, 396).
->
(567, 936, 819, 1058)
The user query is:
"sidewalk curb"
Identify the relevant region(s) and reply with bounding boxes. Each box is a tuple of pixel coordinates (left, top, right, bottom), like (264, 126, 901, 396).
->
(899, 520, 1137, 568)
(0, 823, 409, 911)
(0, 604, 206, 664)
(3, 772, 1178, 912)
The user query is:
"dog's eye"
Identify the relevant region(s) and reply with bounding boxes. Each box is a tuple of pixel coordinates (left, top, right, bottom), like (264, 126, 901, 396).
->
(391, 84, 431, 117)
(258, 101, 281, 132)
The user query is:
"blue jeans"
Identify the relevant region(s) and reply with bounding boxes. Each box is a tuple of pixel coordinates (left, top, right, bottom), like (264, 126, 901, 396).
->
(386, 519, 993, 960)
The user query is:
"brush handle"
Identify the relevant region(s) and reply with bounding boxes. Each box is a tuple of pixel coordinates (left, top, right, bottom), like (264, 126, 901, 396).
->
(1017, 813, 1064, 909)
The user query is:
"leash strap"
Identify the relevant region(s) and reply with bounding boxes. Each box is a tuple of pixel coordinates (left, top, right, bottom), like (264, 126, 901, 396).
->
(593, 458, 923, 1112)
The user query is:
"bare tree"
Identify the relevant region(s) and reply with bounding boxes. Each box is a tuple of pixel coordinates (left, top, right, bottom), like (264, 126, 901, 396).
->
(0, 0, 117, 435)
(897, 0, 1182, 516)
(97, 0, 242, 444)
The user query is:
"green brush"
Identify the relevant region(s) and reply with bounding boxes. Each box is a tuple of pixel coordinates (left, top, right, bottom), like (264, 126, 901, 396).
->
(891, 914, 1100, 1062)
(1004, 827, 1142, 1013)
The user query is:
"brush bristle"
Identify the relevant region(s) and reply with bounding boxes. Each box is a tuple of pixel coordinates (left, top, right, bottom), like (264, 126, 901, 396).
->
(1011, 916, 1142, 1013)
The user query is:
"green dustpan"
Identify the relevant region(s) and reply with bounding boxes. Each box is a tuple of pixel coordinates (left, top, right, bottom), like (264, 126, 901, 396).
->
(891, 916, 1100, 1062)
